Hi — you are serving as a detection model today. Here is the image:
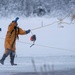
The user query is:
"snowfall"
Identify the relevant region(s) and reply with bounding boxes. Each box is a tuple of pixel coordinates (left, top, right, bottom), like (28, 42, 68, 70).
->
(0, 17, 75, 75)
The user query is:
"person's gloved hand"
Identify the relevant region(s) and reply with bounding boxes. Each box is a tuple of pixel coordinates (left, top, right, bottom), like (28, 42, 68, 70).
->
(26, 29, 31, 34)
(13, 17, 19, 23)
(0, 28, 2, 31)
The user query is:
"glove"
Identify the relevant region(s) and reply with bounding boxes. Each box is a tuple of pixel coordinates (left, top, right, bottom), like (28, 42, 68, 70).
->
(0, 28, 1, 31)
(13, 17, 19, 23)
(26, 29, 31, 34)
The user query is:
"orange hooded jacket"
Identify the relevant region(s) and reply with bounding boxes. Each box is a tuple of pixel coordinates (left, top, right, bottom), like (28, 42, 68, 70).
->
(4, 22, 26, 53)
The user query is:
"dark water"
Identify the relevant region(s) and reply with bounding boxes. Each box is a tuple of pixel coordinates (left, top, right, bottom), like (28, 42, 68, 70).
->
(0, 69, 75, 75)
(0, 56, 75, 74)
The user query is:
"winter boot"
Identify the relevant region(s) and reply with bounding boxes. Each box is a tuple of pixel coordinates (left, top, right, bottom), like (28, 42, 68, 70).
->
(0, 60, 4, 65)
(10, 56, 17, 66)
(0, 54, 7, 65)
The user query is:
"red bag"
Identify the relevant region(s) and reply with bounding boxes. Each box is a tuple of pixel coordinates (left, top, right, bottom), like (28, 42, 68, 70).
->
(30, 35, 36, 41)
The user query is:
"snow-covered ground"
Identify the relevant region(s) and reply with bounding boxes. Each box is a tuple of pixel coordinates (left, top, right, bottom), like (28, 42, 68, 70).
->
(0, 17, 75, 74)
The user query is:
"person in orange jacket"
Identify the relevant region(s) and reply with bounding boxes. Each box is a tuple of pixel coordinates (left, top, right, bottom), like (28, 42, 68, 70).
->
(0, 17, 31, 66)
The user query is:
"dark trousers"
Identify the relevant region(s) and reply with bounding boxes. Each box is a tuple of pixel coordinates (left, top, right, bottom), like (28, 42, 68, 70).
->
(0, 49, 15, 65)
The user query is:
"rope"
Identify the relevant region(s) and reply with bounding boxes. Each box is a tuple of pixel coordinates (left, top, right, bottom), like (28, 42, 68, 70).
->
(34, 44, 75, 52)
(31, 8, 75, 31)
(31, 21, 59, 31)
(58, 8, 75, 22)
(0, 37, 75, 53)
(17, 40, 75, 53)
(31, 20, 72, 31)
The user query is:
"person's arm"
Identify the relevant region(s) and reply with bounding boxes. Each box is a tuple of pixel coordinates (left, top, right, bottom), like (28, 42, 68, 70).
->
(18, 27, 31, 35)
(8, 17, 19, 32)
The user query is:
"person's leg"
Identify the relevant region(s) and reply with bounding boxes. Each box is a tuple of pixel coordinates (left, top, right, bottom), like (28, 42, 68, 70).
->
(10, 51, 17, 66)
(0, 49, 11, 65)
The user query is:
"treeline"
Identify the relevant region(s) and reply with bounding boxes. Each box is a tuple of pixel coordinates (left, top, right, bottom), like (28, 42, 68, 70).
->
(0, 0, 75, 17)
